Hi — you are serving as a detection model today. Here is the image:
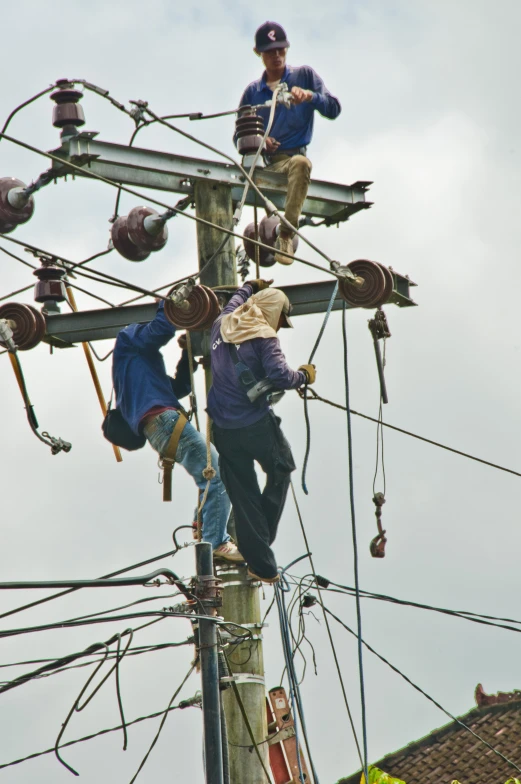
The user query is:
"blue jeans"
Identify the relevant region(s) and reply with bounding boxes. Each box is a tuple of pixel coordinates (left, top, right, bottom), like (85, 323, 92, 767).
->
(143, 410, 231, 550)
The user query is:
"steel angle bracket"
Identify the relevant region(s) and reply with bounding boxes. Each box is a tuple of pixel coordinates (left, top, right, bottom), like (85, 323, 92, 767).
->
(49, 133, 372, 223)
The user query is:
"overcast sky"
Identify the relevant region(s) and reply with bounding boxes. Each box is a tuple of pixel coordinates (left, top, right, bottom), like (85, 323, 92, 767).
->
(1, 1, 521, 782)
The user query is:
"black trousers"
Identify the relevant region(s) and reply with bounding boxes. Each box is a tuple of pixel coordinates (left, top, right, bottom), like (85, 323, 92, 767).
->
(213, 412, 296, 579)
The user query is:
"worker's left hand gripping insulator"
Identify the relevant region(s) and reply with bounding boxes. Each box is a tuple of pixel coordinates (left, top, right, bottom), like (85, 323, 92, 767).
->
(0, 178, 35, 235)
(0, 302, 46, 350)
(339, 260, 394, 309)
(111, 206, 168, 261)
(164, 285, 220, 331)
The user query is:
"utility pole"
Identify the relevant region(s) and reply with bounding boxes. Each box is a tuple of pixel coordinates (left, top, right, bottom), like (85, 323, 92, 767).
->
(194, 180, 270, 783)
(194, 541, 224, 784)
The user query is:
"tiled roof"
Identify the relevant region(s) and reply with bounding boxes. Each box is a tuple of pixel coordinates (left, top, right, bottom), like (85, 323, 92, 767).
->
(339, 687, 521, 784)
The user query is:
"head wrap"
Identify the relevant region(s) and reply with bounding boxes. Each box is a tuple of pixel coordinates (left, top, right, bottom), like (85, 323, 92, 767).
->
(220, 288, 290, 344)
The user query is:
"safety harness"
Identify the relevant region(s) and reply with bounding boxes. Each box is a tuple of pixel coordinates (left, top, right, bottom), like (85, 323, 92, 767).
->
(159, 411, 188, 502)
(229, 344, 285, 406)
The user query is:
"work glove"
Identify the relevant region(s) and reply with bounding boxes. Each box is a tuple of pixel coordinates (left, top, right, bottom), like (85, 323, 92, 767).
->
(298, 364, 316, 385)
(245, 279, 274, 294)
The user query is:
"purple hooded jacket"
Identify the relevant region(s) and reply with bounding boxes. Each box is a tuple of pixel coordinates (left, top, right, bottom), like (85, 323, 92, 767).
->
(207, 284, 306, 429)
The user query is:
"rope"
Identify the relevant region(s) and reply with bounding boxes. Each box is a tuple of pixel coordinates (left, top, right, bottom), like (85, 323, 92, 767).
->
(301, 280, 339, 494)
(185, 331, 200, 432)
(196, 415, 216, 540)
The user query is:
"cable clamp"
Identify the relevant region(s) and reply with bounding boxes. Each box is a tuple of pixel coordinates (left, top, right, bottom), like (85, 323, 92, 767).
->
(330, 260, 364, 286)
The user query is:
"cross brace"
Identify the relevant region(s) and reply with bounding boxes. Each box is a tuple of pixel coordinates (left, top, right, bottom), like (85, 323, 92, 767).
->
(50, 132, 373, 223)
(43, 277, 416, 348)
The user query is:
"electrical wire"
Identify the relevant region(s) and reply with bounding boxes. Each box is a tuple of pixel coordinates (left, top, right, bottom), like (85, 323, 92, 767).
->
(0, 694, 195, 770)
(128, 664, 196, 783)
(342, 301, 369, 782)
(0, 547, 180, 621)
(289, 481, 364, 769)
(301, 280, 339, 494)
(0, 85, 56, 138)
(298, 387, 521, 480)
(324, 605, 521, 778)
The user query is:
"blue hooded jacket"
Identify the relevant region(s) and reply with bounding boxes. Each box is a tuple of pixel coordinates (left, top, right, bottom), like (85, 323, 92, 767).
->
(235, 64, 341, 152)
(113, 302, 193, 436)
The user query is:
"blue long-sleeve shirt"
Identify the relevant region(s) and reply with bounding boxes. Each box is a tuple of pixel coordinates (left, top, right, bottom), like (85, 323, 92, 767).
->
(207, 285, 306, 429)
(113, 302, 194, 436)
(235, 65, 341, 152)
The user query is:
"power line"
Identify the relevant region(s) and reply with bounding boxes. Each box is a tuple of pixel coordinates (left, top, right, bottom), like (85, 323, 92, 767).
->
(324, 605, 521, 778)
(342, 302, 369, 781)
(300, 388, 521, 479)
(0, 676, 198, 772)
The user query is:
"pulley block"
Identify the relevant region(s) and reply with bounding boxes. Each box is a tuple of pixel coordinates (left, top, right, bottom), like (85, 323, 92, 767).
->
(33, 263, 67, 303)
(339, 259, 393, 309)
(235, 106, 265, 155)
(0, 178, 35, 234)
(127, 206, 168, 252)
(111, 216, 151, 262)
(164, 285, 220, 331)
(0, 302, 46, 350)
(50, 82, 85, 129)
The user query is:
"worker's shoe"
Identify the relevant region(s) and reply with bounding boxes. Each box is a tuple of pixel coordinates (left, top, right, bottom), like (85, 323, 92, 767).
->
(274, 233, 295, 266)
(213, 542, 245, 563)
(247, 568, 280, 584)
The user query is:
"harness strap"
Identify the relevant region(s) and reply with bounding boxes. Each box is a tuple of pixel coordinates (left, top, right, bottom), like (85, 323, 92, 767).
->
(160, 412, 188, 502)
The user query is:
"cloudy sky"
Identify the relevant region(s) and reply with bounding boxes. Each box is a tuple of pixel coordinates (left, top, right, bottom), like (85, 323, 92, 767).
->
(1, 1, 520, 782)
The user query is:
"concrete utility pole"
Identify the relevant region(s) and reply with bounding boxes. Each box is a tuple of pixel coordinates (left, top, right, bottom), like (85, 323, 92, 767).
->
(194, 180, 270, 783)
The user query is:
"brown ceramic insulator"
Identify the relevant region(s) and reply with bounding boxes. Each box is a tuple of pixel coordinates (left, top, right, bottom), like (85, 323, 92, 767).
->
(0, 302, 46, 350)
(236, 106, 265, 154)
(127, 206, 168, 252)
(243, 222, 275, 267)
(376, 262, 394, 306)
(196, 286, 221, 330)
(33, 265, 67, 303)
(164, 285, 218, 331)
(50, 87, 85, 128)
(339, 259, 388, 309)
(258, 215, 298, 267)
(111, 216, 150, 262)
(0, 178, 35, 234)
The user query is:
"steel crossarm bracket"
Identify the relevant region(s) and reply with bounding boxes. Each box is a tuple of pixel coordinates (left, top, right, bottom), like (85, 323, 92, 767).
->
(49, 132, 373, 222)
(43, 276, 416, 347)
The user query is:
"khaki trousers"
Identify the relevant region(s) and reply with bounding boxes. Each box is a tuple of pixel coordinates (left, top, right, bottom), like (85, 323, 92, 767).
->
(265, 154, 312, 235)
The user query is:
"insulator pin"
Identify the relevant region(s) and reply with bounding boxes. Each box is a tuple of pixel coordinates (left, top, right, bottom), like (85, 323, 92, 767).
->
(0, 178, 35, 234)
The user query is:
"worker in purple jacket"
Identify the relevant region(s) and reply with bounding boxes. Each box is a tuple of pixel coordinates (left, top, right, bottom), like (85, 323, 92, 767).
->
(236, 21, 341, 265)
(207, 280, 316, 582)
(113, 301, 242, 563)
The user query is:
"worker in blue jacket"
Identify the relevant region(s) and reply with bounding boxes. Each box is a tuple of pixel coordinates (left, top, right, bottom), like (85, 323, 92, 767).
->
(207, 280, 316, 582)
(236, 21, 341, 265)
(113, 301, 242, 563)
